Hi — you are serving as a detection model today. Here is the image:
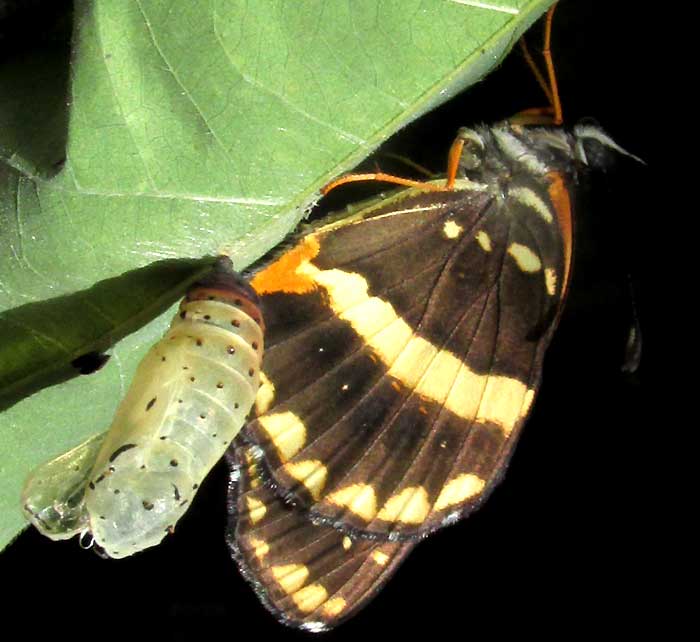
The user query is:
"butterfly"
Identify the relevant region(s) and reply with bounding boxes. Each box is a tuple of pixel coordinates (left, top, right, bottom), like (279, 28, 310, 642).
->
(22, 257, 264, 558)
(225, 4, 642, 630)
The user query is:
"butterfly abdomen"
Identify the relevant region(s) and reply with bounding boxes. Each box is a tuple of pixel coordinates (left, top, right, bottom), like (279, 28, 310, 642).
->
(80, 259, 264, 557)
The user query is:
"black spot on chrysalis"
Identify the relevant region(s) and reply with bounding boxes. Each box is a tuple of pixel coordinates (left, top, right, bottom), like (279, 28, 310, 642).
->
(109, 443, 137, 463)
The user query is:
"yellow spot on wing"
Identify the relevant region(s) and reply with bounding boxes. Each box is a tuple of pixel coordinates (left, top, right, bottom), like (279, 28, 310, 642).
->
(272, 564, 309, 594)
(434, 474, 486, 511)
(402, 338, 530, 433)
(245, 496, 266, 524)
(520, 388, 536, 417)
(511, 186, 554, 222)
(258, 411, 306, 462)
(255, 371, 275, 414)
(248, 536, 269, 560)
(323, 597, 347, 617)
(377, 487, 430, 524)
(545, 268, 557, 296)
(474, 377, 530, 434)
(372, 550, 390, 566)
(476, 230, 492, 252)
(443, 220, 464, 239)
(243, 458, 262, 489)
(342, 536, 352, 550)
(283, 460, 328, 500)
(507, 243, 542, 272)
(292, 584, 328, 613)
(327, 484, 377, 522)
(362, 310, 414, 365)
(390, 337, 448, 391)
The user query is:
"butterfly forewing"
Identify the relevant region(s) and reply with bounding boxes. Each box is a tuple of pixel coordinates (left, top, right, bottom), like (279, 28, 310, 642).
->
(244, 171, 568, 538)
(227, 445, 414, 631)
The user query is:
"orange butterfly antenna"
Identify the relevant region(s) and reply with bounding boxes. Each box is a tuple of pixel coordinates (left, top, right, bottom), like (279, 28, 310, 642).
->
(321, 3, 563, 197)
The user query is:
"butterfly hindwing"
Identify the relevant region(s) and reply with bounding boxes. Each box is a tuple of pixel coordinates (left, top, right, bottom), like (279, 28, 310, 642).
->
(244, 174, 567, 538)
(227, 445, 414, 631)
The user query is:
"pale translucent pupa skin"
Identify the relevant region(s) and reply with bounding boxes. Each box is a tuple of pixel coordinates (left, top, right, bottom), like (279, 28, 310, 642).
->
(22, 433, 106, 540)
(22, 260, 264, 558)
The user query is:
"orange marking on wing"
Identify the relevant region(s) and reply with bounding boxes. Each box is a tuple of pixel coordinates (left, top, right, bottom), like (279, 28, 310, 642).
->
(251, 236, 321, 295)
(547, 170, 573, 297)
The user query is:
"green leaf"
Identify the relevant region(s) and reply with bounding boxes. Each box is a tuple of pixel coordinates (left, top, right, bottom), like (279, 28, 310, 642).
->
(0, 258, 216, 412)
(0, 0, 554, 550)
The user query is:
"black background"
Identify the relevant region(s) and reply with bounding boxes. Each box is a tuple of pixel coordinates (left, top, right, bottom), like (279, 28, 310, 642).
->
(1, 1, 656, 638)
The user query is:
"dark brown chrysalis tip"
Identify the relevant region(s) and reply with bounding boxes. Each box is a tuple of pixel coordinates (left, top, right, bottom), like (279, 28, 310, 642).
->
(185, 256, 264, 331)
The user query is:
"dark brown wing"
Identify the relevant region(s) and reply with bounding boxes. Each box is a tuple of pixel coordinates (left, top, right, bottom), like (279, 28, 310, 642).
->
(244, 179, 567, 538)
(226, 446, 414, 631)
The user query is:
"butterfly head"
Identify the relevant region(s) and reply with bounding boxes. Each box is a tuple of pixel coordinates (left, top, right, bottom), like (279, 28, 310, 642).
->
(572, 118, 645, 169)
(456, 121, 642, 188)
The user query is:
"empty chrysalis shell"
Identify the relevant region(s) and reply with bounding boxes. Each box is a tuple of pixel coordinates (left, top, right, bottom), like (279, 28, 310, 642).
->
(22, 257, 264, 558)
(21, 433, 106, 540)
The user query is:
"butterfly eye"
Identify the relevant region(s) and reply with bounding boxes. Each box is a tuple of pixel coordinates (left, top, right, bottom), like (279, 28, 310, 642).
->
(456, 127, 485, 171)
